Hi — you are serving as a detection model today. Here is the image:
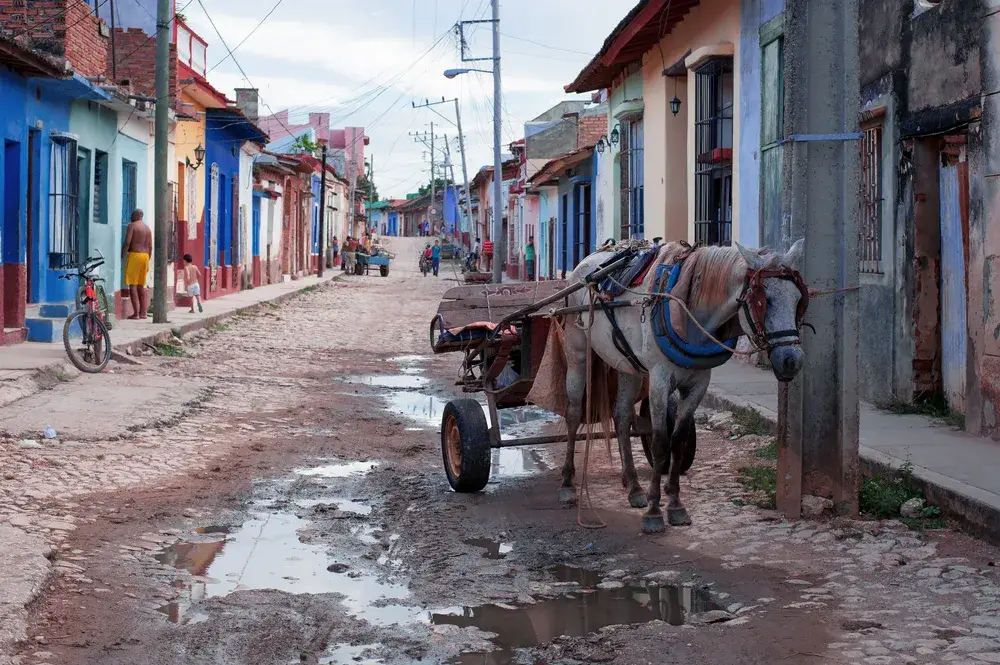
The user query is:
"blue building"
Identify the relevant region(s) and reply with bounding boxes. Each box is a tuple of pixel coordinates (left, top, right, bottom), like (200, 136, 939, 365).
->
(0, 39, 67, 343)
(203, 108, 267, 299)
(528, 146, 596, 277)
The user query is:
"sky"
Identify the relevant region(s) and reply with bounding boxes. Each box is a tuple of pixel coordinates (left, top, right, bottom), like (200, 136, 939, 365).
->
(166, 0, 632, 198)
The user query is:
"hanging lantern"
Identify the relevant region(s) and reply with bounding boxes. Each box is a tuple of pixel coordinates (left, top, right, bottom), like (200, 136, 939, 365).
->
(670, 96, 682, 115)
(610, 124, 620, 146)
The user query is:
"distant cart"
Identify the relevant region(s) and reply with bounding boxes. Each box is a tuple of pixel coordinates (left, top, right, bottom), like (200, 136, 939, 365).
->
(355, 249, 392, 277)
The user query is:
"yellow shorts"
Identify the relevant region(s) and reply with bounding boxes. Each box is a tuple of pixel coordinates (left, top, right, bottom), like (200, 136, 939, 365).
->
(125, 252, 149, 287)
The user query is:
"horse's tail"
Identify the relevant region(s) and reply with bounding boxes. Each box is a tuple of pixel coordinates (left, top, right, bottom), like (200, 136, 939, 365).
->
(586, 354, 616, 458)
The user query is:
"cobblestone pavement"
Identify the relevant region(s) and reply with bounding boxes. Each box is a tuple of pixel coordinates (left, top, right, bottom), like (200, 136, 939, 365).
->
(1, 236, 1000, 664)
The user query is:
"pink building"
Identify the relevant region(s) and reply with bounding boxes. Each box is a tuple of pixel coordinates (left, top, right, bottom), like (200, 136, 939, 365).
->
(257, 112, 369, 223)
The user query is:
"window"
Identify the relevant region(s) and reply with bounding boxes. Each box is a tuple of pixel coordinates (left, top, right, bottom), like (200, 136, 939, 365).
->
(121, 158, 137, 232)
(693, 58, 734, 246)
(760, 36, 784, 250)
(618, 117, 645, 240)
(48, 136, 79, 269)
(94, 151, 108, 225)
(859, 124, 883, 273)
(209, 163, 219, 268)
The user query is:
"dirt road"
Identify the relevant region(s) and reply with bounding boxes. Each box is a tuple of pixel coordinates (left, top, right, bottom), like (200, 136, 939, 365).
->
(7, 236, 1000, 665)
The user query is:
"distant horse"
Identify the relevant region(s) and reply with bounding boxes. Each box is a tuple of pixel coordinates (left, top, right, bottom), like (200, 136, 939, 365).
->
(560, 240, 808, 533)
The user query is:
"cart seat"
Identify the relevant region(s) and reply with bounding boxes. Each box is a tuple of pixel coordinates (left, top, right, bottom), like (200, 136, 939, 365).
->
(431, 315, 519, 353)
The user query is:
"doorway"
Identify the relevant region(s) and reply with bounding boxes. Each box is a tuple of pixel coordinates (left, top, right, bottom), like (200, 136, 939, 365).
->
(26, 130, 38, 303)
(3, 140, 21, 327)
(548, 216, 555, 280)
(938, 142, 969, 413)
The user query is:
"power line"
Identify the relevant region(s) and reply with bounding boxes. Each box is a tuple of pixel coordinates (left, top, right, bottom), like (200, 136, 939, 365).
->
(205, 0, 286, 75)
(498, 31, 593, 56)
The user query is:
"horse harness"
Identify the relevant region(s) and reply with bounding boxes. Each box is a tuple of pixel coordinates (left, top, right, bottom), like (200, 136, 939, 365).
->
(584, 250, 811, 373)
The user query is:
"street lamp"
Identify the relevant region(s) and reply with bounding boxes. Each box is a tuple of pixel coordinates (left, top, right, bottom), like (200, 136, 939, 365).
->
(443, 67, 493, 78)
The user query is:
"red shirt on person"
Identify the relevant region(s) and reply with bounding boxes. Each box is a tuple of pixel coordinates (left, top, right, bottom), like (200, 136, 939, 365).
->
(482, 239, 494, 255)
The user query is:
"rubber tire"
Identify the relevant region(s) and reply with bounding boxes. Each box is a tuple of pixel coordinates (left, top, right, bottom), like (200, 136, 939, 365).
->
(355, 262, 364, 276)
(639, 397, 697, 475)
(63, 310, 111, 374)
(441, 398, 491, 493)
(380, 265, 389, 277)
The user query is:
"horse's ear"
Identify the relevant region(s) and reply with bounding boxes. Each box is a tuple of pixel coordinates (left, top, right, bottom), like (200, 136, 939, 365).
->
(735, 242, 763, 269)
(782, 239, 805, 270)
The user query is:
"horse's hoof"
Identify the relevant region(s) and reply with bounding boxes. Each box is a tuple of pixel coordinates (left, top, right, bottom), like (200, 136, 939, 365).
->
(558, 487, 577, 505)
(641, 514, 665, 534)
(667, 507, 692, 526)
(628, 491, 648, 509)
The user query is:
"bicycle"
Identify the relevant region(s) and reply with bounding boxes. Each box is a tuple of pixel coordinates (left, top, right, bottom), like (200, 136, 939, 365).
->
(59, 252, 112, 373)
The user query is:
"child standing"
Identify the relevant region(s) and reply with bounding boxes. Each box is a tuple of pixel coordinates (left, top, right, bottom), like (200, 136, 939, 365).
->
(182, 254, 203, 314)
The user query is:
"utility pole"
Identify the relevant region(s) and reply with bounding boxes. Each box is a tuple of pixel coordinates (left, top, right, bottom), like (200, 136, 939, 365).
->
(429, 121, 436, 236)
(777, 0, 861, 518)
(410, 98, 474, 248)
(152, 0, 169, 322)
(367, 155, 373, 234)
(490, 0, 502, 283)
(317, 141, 328, 278)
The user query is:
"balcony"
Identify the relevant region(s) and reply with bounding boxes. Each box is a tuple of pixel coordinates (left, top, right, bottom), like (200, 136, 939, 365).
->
(175, 18, 208, 78)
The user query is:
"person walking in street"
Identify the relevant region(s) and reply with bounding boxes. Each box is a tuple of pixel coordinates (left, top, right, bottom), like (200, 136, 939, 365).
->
(182, 254, 203, 314)
(340, 237, 350, 271)
(482, 236, 494, 272)
(431, 240, 442, 277)
(121, 208, 152, 320)
(525, 236, 536, 281)
(345, 236, 358, 274)
(472, 237, 482, 271)
(331, 236, 339, 268)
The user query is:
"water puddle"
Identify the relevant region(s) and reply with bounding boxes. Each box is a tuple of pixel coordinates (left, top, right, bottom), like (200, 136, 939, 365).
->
(345, 374, 430, 389)
(297, 498, 373, 516)
(296, 460, 379, 478)
(319, 643, 384, 665)
(156, 508, 415, 626)
(382, 392, 448, 427)
(490, 447, 552, 480)
(432, 566, 722, 664)
(463, 538, 513, 560)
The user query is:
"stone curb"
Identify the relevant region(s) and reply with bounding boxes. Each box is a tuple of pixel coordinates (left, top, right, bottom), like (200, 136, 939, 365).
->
(704, 386, 1000, 546)
(113, 275, 339, 356)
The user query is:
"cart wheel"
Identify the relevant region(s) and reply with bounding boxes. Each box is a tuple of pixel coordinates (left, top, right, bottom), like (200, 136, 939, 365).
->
(638, 397, 696, 475)
(380, 265, 389, 277)
(442, 399, 491, 493)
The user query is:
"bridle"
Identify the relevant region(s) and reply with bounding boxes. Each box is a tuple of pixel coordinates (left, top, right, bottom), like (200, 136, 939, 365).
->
(737, 264, 810, 355)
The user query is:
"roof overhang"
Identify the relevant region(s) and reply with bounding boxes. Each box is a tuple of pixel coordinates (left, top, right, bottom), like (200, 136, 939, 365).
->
(207, 108, 268, 145)
(0, 37, 66, 78)
(564, 0, 700, 93)
(528, 147, 594, 186)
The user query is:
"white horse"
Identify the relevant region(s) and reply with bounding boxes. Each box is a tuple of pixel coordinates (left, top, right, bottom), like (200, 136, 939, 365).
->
(560, 240, 807, 533)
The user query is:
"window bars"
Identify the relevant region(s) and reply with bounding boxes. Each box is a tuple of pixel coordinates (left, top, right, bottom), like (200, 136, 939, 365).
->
(49, 136, 79, 269)
(693, 58, 734, 247)
(859, 125, 883, 274)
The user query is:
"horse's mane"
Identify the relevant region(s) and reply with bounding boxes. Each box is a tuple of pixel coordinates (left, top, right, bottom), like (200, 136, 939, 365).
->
(688, 245, 746, 313)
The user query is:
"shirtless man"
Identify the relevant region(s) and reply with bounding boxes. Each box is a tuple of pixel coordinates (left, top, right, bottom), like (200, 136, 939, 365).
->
(121, 209, 152, 319)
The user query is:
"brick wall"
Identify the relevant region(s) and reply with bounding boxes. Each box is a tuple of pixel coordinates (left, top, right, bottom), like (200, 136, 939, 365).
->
(0, 0, 108, 76)
(109, 27, 176, 100)
(577, 113, 607, 150)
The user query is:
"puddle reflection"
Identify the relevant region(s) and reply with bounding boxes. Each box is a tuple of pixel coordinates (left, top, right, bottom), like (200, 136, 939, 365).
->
(463, 538, 513, 560)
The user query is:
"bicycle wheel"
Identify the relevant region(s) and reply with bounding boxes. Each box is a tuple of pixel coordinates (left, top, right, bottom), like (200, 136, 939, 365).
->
(63, 310, 111, 373)
(96, 285, 112, 329)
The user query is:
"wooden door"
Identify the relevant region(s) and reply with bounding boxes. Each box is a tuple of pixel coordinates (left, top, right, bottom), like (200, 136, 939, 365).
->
(938, 146, 969, 412)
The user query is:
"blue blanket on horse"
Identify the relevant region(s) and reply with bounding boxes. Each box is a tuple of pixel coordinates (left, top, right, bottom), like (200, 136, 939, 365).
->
(649, 262, 740, 370)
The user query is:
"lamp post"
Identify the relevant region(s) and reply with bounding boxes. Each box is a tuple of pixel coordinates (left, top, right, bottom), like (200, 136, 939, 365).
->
(444, 0, 503, 283)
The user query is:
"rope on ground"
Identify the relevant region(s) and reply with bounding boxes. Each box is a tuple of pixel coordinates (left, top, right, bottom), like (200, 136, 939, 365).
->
(577, 284, 607, 530)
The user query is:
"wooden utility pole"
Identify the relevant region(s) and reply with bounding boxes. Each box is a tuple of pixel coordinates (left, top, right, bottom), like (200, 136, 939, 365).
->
(429, 121, 436, 235)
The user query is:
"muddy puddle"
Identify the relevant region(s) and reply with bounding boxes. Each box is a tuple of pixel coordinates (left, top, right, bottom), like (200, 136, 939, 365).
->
(433, 565, 723, 664)
(463, 538, 513, 560)
(344, 374, 430, 389)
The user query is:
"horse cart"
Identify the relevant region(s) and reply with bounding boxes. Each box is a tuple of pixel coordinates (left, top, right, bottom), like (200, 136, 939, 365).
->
(356, 248, 392, 276)
(429, 253, 658, 493)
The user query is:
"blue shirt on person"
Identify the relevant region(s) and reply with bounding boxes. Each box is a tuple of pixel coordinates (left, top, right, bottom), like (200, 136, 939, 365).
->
(431, 246, 441, 259)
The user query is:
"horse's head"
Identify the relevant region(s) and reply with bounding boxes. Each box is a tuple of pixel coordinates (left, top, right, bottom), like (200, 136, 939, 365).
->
(735, 239, 807, 382)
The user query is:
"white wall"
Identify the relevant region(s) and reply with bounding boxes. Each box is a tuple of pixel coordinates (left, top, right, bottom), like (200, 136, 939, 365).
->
(239, 145, 258, 273)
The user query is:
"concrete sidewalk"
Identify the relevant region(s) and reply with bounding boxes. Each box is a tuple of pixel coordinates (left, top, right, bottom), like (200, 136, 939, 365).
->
(706, 361, 1000, 541)
(0, 275, 334, 406)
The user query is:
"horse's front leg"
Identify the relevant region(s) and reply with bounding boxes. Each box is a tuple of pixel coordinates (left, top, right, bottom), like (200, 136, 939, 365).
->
(665, 375, 708, 526)
(642, 367, 675, 533)
(614, 372, 645, 508)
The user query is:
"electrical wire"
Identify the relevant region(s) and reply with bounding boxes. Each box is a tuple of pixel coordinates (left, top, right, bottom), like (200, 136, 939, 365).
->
(205, 0, 287, 75)
(498, 31, 593, 56)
